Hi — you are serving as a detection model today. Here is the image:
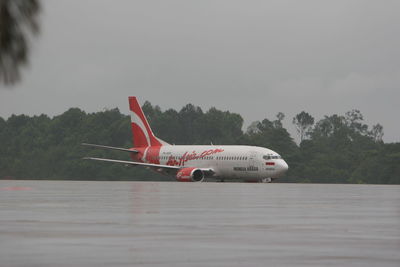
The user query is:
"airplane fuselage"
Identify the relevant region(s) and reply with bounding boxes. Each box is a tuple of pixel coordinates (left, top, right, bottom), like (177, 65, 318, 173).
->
(133, 145, 288, 181)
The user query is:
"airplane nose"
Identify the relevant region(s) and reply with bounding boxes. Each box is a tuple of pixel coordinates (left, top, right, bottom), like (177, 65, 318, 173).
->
(275, 160, 289, 176)
(282, 160, 289, 172)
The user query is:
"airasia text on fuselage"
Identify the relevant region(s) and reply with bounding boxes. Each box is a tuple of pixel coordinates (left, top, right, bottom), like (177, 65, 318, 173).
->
(166, 148, 224, 166)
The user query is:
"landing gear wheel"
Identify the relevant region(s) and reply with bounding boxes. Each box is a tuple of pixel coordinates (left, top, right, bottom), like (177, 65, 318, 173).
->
(260, 178, 272, 183)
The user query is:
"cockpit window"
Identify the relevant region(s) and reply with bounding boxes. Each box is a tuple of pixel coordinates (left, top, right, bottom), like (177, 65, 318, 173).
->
(263, 155, 281, 160)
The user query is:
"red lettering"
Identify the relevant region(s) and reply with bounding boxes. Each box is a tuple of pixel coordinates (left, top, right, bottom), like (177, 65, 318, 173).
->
(167, 149, 225, 165)
(179, 152, 188, 166)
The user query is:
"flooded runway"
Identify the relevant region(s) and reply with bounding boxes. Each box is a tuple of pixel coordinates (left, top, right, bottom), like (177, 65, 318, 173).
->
(0, 181, 399, 267)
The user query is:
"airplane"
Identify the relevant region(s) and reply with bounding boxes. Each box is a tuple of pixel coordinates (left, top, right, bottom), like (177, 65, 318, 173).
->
(82, 96, 288, 182)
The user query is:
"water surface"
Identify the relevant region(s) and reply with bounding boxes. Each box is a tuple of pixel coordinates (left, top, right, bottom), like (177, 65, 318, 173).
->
(0, 181, 399, 267)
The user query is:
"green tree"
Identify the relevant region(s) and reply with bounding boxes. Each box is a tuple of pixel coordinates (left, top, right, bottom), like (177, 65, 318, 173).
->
(245, 117, 298, 158)
(370, 123, 384, 142)
(0, 105, 398, 184)
(0, 0, 40, 85)
(292, 111, 314, 142)
(345, 109, 368, 135)
(273, 112, 285, 128)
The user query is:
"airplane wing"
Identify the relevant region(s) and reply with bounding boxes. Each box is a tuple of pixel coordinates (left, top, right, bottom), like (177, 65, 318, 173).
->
(82, 143, 138, 153)
(83, 157, 215, 176)
(83, 157, 180, 169)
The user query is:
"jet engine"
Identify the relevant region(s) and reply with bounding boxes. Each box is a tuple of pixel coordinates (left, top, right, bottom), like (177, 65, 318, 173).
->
(176, 167, 204, 182)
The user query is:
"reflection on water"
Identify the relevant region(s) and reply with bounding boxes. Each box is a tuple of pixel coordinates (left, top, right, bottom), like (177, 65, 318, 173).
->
(130, 182, 160, 215)
(0, 180, 399, 267)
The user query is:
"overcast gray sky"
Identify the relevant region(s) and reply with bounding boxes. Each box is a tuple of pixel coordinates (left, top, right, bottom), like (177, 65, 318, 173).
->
(1, 0, 399, 142)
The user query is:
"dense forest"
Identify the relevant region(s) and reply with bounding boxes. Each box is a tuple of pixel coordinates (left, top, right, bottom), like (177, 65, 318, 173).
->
(0, 102, 399, 184)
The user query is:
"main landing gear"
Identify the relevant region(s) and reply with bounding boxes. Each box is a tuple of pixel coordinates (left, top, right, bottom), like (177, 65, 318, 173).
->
(260, 178, 273, 183)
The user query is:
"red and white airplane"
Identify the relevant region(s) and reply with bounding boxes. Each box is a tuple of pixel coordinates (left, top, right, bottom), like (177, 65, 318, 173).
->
(83, 97, 288, 182)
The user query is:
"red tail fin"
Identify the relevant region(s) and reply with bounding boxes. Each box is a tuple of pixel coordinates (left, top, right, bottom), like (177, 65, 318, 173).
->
(129, 97, 165, 148)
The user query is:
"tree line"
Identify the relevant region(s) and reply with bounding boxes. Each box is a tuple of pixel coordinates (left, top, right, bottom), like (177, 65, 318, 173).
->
(0, 102, 399, 184)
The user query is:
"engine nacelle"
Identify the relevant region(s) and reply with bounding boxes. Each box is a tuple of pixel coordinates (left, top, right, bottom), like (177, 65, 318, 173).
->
(176, 167, 204, 182)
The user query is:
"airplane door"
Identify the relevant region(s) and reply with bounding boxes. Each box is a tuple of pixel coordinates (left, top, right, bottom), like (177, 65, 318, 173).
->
(249, 151, 256, 165)
(247, 151, 261, 178)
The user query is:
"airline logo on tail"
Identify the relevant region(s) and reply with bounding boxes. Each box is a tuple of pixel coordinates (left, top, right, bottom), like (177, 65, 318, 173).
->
(129, 96, 163, 148)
